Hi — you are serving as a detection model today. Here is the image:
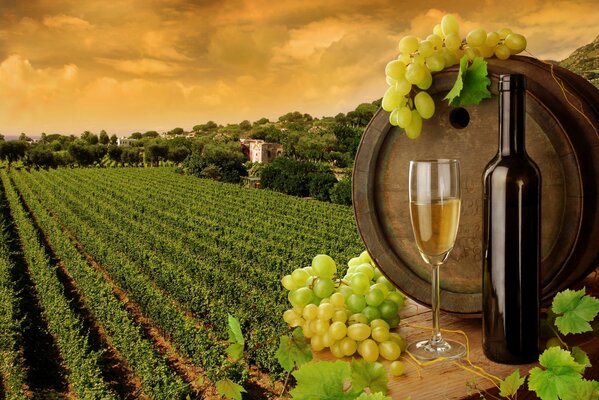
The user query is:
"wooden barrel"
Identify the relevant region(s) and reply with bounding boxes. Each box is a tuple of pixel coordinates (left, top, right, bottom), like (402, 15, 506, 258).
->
(353, 56, 599, 315)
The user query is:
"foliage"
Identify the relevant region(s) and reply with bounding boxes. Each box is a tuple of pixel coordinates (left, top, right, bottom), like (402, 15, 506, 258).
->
(0, 141, 28, 167)
(330, 177, 352, 205)
(261, 157, 337, 200)
(275, 327, 312, 373)
(444, 56, 492, 107)
(552, 288, 599, 335)
(183, 141, 247, 183)
(499, 369, 526, 398)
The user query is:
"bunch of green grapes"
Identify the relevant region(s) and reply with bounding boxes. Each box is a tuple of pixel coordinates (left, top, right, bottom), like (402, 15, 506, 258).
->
(281, 251, 408, 366)
(383, 14, 528, 138)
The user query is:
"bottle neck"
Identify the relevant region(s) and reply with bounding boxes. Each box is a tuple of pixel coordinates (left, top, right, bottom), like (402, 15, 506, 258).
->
(499, 87, 526, 156)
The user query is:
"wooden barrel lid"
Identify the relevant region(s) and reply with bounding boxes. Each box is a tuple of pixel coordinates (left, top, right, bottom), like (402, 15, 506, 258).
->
(353, 56, 599, 315)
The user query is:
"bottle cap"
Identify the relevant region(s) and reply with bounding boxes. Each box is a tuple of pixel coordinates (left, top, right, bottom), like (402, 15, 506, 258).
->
(499, 74, 526, 92)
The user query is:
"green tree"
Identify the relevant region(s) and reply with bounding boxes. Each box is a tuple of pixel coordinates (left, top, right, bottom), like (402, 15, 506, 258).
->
(144, 142, 169, 166)
(330, 177, 352, 205)
(68, 141, 94, 166)
(168, 147, 190, 163)
(110, 134, 118, 145)
(39, 132, 48, 144)
(346, 103, 378, 126)
(183, 141, 246, 183)
(121, 148, 141, 165)
(19, 133, 30, 141)
(239, 120, 252, 131)
(0, 140, 28, 168)
(130, 132, 143, 139)
(27, 145, 54, 169)
(143, 131, 160, 138)
(99, 130, 110, 145)
(107, 145, 123, 164)
(168, 127, 184, 136)
(0, 134, 4, 141)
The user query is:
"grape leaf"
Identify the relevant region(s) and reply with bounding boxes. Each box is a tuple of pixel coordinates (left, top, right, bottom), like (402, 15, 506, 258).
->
(216, 378, 246, 400)
(552, 288, 599, 335)
(227, 314, 244, 345)
(499, 369, 526, 397)
(226, 343, 244, 362)
(568, 379, 599, 400)
(444, 56, 491, 107)
(528, 347, 586, 400)
(356, 393, 392, 400)
(276, 327, 312, 373)
(350, 359, 388, 395)
(571, 346, 591, 369)
(290, 361, 356, 400)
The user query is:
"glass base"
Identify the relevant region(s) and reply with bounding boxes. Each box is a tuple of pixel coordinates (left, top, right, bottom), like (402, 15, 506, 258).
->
(407, 338, 466, 361)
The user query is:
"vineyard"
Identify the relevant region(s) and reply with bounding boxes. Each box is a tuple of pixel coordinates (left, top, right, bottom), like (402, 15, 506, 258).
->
(0, 167, 364, 399)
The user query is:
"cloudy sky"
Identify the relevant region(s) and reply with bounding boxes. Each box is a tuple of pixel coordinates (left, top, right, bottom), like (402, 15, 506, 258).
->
(1, 0, 597, 136)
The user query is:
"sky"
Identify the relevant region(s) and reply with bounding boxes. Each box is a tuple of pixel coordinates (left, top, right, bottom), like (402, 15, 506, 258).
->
(1, 0, 598, 136)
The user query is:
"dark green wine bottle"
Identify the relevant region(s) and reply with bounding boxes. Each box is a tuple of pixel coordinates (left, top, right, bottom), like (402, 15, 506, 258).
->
(482, 74, 541, 364)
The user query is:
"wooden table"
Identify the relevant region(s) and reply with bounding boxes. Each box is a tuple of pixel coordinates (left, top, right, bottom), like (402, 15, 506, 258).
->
(315, 270, 599, 399)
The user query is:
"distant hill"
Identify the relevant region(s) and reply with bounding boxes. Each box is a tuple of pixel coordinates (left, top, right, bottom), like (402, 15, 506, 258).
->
(560, 34, 599, 87)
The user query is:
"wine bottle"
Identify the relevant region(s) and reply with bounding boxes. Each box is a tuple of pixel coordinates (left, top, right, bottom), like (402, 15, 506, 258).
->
(482, 74, 541, 364)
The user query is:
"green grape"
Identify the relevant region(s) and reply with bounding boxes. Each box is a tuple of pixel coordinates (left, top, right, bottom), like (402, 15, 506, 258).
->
(397, 52, 411, 64)
(283, 309, 296, 324)
(370, 319, 390, 330)
(466, 28, 487, 47)
(355, 264, 374, 280)
(425, 52, 445, 72)
(350, 273, 370, 295)
(340, 337, 358, 356)
(348, 257, 362, 267)
(444, 33, 461, 51)
(494, 44, 511, 60)
(385, 314, 401, 328)
(362, 306, 381, 322)
(348, 313, 369, 325)
(347, 323, 371, 341)
(313, 278, 335, 299)
(373, 267, 383, 281)
(405, 62, 427, 85)
(386, 291, 406, 308)
(312, 254, 336, 278)
(358, 339, 379, 362)
(330, 292, 345, 308)
(281, 274, 297, 290)
(395, 77, 412, 96)
(291, 268, 310, 286)
(389, 332, 407, 352)
(416, 68, 432, 90)
(391, 106, 412, 129)
(385, 59, 407, 80)
(386, 76, 397, 86)
(303, 303, 319, 320)
(411, 54, 426, 65)
(427, 34, 443, 49)
(376, 275, 395, 290)
(414, 91, 435, 119)
(382, 86, 404, 112)
(441, 14, 459, 36)
(433, 23, 444, 38)
(329, 321, 348, 340)
(370, 283, 389, 299)
(313, 319, 330, 335)
(390, 360, 406, 376)
(405, 109, 423, 139)
(497, 27, 512, 39)
(302, 321, 314, 338)
(322, 331, 333, 348)
(441, 47, 459, 67)
(464, 46, 479, 61)
(318, 302, 335, 321)
(303, 266, 314, 275)
(379, 299, 399, 320)
(337, 285, 353, 299)
(418, 40, 434, 57)
(311, 334, 325, 352)
(504, 33, 527, 54)
(365, 288, 385, 307)
(288, 287, 313, 307)
(379, 340, 401, 361)
(347, 293, 367, 313)
(330, 340, 345, 358)
(399, 35, 419, 53)
(371, 326, 390, 343)
(332, 309, 348, 323)
(476, 45, 494, 58)
(485, 31, 500, 47)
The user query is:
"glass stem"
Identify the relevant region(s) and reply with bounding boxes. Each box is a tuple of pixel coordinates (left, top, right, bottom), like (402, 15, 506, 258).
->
(430, 263, 443, 347)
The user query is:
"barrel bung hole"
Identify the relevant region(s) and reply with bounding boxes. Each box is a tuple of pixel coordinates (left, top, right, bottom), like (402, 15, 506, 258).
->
(449, 107, 470, 129)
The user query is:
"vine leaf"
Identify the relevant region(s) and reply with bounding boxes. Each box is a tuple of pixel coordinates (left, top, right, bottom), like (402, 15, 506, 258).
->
(226, 343, 244, 362)
(356, 392, 392, 400)
(528, 347, 586, 400)
(552, 288, 599, 335)
(444, 56, 491, 107)
(227, 314, 244, 345)
(350, 359, 388, 395)
(276, 327, 312, 373)
(571, 346, 591, 369)
(499, 369, 526, 398)
(216, 378, 246, 400)
(290, 361, 355, 400)
(570, 379, 599, 400)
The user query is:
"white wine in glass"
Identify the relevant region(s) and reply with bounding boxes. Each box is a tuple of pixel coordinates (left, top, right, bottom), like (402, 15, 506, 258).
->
(408, 159, 465, 360)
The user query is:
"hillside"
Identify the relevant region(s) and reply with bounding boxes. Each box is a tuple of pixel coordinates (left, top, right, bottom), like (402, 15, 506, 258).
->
(560, 34, 599, 87)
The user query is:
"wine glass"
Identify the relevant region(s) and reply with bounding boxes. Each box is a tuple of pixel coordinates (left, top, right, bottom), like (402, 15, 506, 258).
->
(407, 159, 466, 360)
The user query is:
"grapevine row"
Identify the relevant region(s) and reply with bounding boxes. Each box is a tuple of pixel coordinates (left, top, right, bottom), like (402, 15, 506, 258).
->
(7, 172, 193, 399)
(10, 171, 233, 383)
(0, 171, 117, 400)
(0, 187, 28, 400)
